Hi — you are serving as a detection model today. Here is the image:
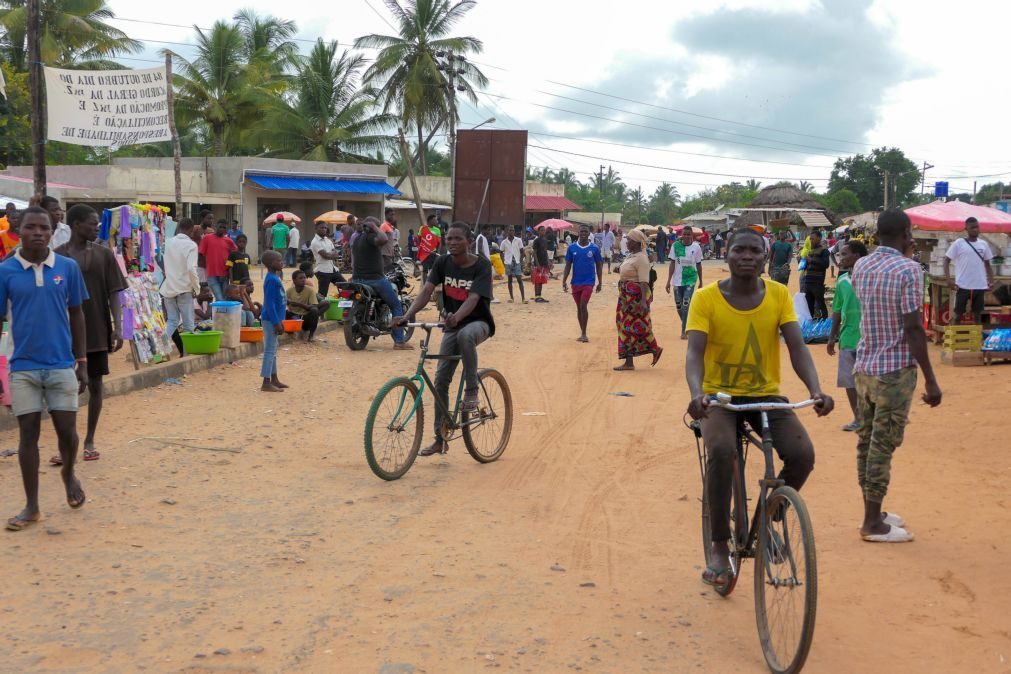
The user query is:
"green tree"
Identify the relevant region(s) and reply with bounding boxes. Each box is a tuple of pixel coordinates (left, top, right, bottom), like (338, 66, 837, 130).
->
(714, 181, 757, 208)
(823, 188, 861, 215)
(0, 62, 31, 167)
(625, 186, 647, 224)
(254, 40, 395, 162)
(0, 0, 141, 69)
(798, 180, 813, 193)
(355, 0, 488, 175)
(648, 182, 679, 224)
(828, 147, 921, 211)
(171, 21, 263, 156)
(745, 179, 762, 191)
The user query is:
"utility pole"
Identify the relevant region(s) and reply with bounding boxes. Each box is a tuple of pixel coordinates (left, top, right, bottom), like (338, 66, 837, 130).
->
(165, 52, 183, 220)
(882, 170, 891, 211)
(972, 180, 977, 204)
(920, 161, 934, 196)
(437, 51, 467, 216)
(27, 0, 46, 197)
(599, 165, 606, 230)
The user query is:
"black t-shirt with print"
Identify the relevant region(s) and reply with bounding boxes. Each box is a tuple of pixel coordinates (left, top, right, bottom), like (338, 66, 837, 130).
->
(427, 254, 496, 337)
(227, 250, 251, 283)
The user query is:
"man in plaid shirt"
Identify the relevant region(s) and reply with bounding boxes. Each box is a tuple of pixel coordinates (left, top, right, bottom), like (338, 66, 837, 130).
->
(851, 209, 942, 543)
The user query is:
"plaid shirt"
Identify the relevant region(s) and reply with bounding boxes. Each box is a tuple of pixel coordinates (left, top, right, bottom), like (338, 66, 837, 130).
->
(852, 246, 922, 376)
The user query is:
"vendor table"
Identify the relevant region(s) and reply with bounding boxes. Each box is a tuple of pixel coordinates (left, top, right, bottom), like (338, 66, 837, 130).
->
(927, 275, 1011, 341)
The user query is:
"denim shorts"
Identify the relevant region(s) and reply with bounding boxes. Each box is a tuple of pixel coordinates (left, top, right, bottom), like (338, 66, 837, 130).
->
(9, 368, 79, 417)
(505, 261, 523, 278)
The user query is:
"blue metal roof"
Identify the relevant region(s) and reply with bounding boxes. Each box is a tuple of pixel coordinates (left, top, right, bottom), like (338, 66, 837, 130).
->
(247, 173, 401, 195)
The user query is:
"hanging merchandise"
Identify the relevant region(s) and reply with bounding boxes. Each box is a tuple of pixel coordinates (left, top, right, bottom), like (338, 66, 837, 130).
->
(100, 203, 172, 273)
(121, 273, 174, 365)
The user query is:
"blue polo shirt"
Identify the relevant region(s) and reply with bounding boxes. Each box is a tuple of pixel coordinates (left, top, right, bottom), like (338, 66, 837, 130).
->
(0, 251, 88, 372)
(565, 242, 602, 286)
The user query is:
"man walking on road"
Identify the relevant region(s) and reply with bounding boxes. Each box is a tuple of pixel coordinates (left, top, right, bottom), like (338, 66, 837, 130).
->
(851, 209, 942, 543)
(944, 216, 994, 325)
(0, 207, 89, 531)
(665, 226, 704, 340)
(601, 224, 615, 274)
(501, 225, 526, 304)
(769, 230, 794, 285)
(53, 204, 127, 465)
(161, 218, 200, 356)
(475, 224, 500, 303)
(562, 224, 603, 342)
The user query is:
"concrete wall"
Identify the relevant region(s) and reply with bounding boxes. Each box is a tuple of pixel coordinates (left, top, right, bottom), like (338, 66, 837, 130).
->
(567, 212, 623, 227)
(388, 177, 562, 203)
(526, 182, 564, 197)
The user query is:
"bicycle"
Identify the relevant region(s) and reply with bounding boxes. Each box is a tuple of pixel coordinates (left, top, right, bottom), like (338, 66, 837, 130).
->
(686, 393, 818, 674)
(363, 322, 513, 481)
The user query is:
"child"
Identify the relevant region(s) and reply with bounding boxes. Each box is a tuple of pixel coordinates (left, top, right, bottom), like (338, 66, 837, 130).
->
(260, 250, 287, 393)
(226, 283, 257, 327)
(226, 234, 252, 285)
(285, 269, 329, 342)
(827, 240, 868, 431)
(193, 283, 214, 330)
(298, 260, 315, 286)
(242, 278, 262, 320)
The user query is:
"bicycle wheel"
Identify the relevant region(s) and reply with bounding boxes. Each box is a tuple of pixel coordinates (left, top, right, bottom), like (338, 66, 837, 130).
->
(462, 369, 513, 463)
(700, 455, 746, 597)
(754, 486, 817, 674)
(364, 377, 424, 480)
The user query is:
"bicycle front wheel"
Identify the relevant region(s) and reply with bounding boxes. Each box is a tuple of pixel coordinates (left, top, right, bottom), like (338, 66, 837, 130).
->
(462, 369, 513, 463)
(754, 486, 817, 674)
(364, 377, 424, 480)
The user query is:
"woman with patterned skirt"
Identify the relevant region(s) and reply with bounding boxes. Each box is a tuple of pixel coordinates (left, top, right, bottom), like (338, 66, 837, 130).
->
(615, 229, 663, 371)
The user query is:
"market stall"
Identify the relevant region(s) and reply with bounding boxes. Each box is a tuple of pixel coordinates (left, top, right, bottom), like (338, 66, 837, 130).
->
(905, 201, 1011, 337)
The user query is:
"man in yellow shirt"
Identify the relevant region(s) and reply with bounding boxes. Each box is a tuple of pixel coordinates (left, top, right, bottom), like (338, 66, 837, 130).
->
(685, 227, 834, 588)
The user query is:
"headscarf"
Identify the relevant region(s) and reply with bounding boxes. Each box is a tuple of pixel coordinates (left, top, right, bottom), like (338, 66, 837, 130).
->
(626, 229, 648, 246)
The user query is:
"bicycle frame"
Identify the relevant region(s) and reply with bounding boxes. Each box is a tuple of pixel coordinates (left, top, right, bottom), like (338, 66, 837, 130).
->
(385, 325, 487, 440)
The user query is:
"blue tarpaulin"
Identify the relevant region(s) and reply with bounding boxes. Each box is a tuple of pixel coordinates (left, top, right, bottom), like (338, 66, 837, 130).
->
(246, 173, 401, 195)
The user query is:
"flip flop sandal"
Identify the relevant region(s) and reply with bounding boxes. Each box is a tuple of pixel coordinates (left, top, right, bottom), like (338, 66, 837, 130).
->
(862, 525, 914, 543)
(6, 514, 41, 531)
(882, 512, 905, 528)
(84, 449, 100, 461)
(701, 564, 732, 588)
(841, 422, 860, 432)
(49, 455, 63, 466)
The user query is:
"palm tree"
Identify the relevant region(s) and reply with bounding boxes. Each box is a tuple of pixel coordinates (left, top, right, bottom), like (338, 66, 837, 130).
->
(550, 167, 579, 190)
(253, 39, 396, 162)
(626, 186, 647, 224)
(171, 21, 260, 156)
(798, 180, 813, 193)
(745, 178, 762, 191)
(355, 0, 488, 175)
(233, 9, 298, 79)
(0, 0, 141, 69)
(650, 182, 680, 223)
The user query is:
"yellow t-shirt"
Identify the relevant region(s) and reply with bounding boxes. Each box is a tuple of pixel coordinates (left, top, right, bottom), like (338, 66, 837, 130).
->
(686, 280, 798, 397)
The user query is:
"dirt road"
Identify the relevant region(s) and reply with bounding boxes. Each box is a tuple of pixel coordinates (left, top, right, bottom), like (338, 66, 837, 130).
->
(1, 262, 1009, 673)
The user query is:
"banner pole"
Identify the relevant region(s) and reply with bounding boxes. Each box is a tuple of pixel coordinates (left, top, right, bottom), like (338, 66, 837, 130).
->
(165, 52, 183, 219)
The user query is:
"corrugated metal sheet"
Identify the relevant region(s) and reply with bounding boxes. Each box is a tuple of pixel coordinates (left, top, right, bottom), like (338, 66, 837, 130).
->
(798, 211, 832, 228)
(454, 130, 527, 226)
(526, 195, 582, 211)
(247, 174, 400, 195)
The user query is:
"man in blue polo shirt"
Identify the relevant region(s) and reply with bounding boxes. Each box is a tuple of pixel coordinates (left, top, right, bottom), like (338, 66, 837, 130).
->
(561, 223, 604, 343)
(0, 207, 89, 532)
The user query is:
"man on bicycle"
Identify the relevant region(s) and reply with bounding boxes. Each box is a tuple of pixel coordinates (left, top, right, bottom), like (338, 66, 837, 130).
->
(685, 227, 833, 587)
(395, 222, 496, 457)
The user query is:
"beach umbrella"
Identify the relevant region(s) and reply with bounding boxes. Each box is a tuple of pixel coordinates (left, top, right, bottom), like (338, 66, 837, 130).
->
(535, 218, 574, 231)
(262, 211, 301, 226)
(674, 225, 704, 235)
(314, 210, 353, 225)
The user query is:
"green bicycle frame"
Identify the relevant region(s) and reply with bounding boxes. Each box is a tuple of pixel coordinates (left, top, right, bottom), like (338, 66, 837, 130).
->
(387, 329, 468, 435)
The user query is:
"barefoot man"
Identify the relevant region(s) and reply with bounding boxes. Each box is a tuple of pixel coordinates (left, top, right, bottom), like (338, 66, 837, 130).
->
(1, 207, 89, 531)
(561, 223, 603, 342)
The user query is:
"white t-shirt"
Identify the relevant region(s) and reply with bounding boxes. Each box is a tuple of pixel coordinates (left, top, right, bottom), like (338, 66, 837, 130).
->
(288, 226, 300, 250)
(475, 233, 491, 260)
(671, 241, 703, 286)
(946, 237, 993, 290)
(310, 234, 336, 274)
(501, 237, 524, 266)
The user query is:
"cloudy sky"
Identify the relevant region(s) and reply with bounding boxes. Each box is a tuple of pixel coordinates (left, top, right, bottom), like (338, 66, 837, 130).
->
(107, 0, 1011, 197)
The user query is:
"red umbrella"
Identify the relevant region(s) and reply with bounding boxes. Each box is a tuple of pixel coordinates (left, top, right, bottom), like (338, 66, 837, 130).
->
(262, 211, 301, 226)
(905, 200, 1011, 233)
(535, 218, 574, 231)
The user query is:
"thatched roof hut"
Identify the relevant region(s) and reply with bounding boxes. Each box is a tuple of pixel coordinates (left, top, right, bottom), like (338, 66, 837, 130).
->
(736, 184, 842, 228)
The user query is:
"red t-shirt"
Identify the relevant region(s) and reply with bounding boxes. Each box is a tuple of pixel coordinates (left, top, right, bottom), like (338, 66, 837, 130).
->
(198, 233, 237, 277)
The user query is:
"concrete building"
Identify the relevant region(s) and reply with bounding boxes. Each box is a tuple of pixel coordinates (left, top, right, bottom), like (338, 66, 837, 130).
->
(1, 157, 399, 258)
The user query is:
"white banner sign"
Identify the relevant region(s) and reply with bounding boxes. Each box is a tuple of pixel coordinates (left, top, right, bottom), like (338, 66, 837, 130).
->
(44, 66, 172, 147)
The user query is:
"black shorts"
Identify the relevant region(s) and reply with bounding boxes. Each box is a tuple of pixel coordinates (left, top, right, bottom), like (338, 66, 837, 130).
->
(953, 288, 986, 318)
(87, 350, 110, 379)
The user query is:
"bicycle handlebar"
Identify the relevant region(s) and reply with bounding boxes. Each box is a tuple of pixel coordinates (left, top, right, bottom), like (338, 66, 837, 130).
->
(707, 392, 818, 413)
(406, 322, 445, 329)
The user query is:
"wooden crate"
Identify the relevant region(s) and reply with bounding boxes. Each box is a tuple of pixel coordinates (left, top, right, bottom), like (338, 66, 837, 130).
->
(943, 325, 982, 351)
(983, 350, 1011, 365)
(941, 349, 984, 366)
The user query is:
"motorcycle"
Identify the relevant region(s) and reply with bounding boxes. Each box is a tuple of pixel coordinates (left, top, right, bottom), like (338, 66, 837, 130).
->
(337, 265, 415, 351)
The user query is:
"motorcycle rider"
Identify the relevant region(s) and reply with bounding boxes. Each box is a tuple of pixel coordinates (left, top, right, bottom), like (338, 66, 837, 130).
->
(352, 216, 413, 350)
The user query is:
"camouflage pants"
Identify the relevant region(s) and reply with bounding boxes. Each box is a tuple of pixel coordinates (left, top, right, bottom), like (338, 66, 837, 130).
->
(854, 367, 917, 503)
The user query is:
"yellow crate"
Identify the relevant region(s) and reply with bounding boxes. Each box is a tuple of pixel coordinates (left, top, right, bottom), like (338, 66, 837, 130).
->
(943, 325, 982, 351)
(944, 325, 983, 338)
